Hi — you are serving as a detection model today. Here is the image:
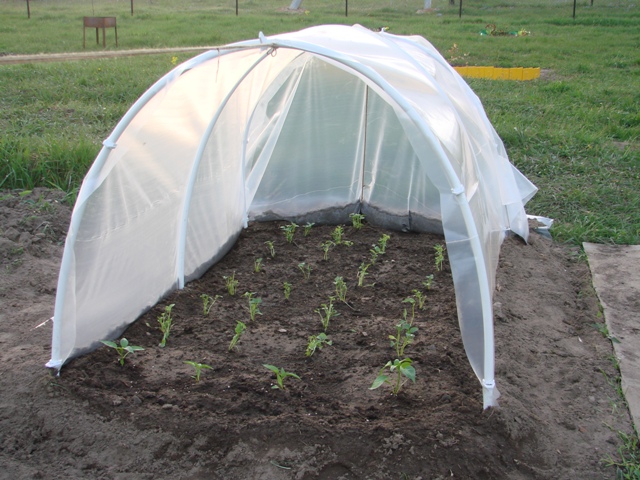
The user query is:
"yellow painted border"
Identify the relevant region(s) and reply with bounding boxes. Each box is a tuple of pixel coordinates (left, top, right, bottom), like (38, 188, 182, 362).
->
(453, 66, 540, 81)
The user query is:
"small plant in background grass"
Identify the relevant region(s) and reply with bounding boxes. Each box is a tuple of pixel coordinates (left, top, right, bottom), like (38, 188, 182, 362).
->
(243, 292, 263, 321)
(281, 222, 298, 243)
(423, 274, 434, 290)
(200, 293, 221, 316)
(223, 272, 239, 296)
(592, 322, 621, 343)
(263, 364, 300, 390)
(357, 262, 372, 287)
(100, 338, 144, 366)
(283, 281, 292, 300)
(264, 240, 276, 258)
(305, 332, 332, 357)
(434, 244, 446, 271)
(254, 257, 264, 273)
(320, 240, 335, 260)
(315, 296, 339, 332)
(334, 276, 348, 303)
(184, 361, 212, 382)
(157, 303, 175, 347)
(604, 430, 640, 479)
(349, 213, 365, 230)
(370, 358, 416, 395)
(298, 262, 312, 280)
(303, 222, 315, 236)
(228, 320, 247, 351)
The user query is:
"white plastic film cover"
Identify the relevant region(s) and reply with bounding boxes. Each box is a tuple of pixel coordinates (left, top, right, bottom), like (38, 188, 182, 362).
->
(49, 25, 536, 409)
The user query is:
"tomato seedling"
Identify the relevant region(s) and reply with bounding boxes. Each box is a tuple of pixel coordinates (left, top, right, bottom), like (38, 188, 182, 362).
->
(370, 358, 416, 395)
(101, 338, 144, 366)
(263, 364, 300, 390)
(157, 303, 175, 347)
(184, 361, 212, 382)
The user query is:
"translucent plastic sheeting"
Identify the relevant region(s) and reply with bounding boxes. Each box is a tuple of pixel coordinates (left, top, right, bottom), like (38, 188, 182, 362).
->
(48, 25, 537, 409)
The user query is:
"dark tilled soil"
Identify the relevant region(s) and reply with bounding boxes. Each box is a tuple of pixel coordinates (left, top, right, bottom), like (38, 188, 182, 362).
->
(0, 188, 634, 479)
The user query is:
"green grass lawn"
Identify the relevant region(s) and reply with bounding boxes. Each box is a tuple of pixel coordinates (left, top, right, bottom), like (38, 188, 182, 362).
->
(0, 0, 638, 244)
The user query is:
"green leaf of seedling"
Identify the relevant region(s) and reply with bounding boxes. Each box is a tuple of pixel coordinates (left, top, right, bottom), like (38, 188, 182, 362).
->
(100, 340, 117, 348)
(370, 374, 388, 390)
(400, 365, 416, 383)
(263, 364, 279, 374)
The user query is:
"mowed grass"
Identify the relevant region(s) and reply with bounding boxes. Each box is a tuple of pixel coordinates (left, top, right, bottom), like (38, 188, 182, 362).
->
(0, 0, 638, 244)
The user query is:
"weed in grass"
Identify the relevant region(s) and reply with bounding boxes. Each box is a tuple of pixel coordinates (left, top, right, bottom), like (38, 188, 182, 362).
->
(243, 292, 263, 321)
(305, 332, 332, 357)
(315, 297, 339, 332)
(434, 244, 446, 271)
(184, 361, 212, 382)
(334, 276, 348, 303)
(157, 304, 175, 347)
(200, 293, 221, 316)
(320, 240, 335, 260)
(100, 338, 144, 366)
(264, 241, 276, 258)
(370, 358, 416, 395)
(592, 322, 621, 343)
(254, 257, 263, 273)
(223, 272, 239, 296)
(229, 321, 247, 351)
(349, 213, 365, 230)
(298, 262, 312, 280)
(303, 222, 315, 236)
(604, 430, 640, 479)
(281, 223, 298, 243)
(263, 364, 300, 390)
(283, 281, 292, 300)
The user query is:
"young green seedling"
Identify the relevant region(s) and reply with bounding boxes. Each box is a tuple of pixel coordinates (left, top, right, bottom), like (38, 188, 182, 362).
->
(157, 303, 175, 347)
(200, 293, 222, 316)
(357, 262, 372, 287)
(223, 272, 239, 296)
(298, 262, 312, 280)
(254, 257, 264, 273)
(370, 358, 416, 395)
(303, 222, 315, 236)
(315, 296, 339, 332)
(184, 361, 212, 382)
(334, 276, 348, 303)
(263, 364, 301, 390)
(100, 338, 144, 366)
(412, 289, 426, 310)
(349, 213, 366, 230)
(305, 332, 332, 357)
(389, 314, 418, 357)
(331, 225, 345, 244)
(434, 244, 446, 271)
(377, 234, 390, 254)
(320, 240, 335, 261)
(402, 296, 417, 323)
(228, 320, 247, 351)
(264, 240, 276, 258)
(423, 274, 434, 291)
(283, 281, 292, 300)
(243, 292, 263, 321)
(281, 222, 298, 243)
